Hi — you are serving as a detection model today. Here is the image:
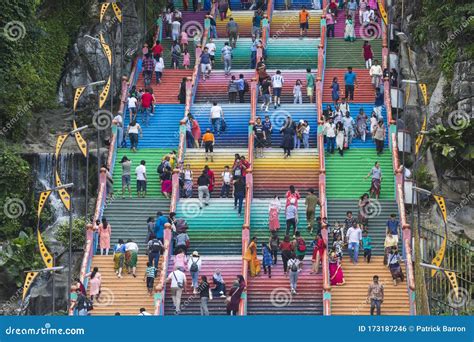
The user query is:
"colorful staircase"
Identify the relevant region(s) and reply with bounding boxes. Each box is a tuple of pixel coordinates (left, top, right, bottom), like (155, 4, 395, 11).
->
(195, 70, 254, 103)
(89, 255, 163, 315)
(274, 0, 318, 10)
(213, 38, 254, 69)
(191, 103, 251, 147)
(325, 39, 382, 69)
(164, 257, 242, 315)
(215, 11, 254, 37)
(330, 256, 410, 315)
(136, 70, 194, 104)
(265, 38, 319, 69)
(270, 10, 322, 37)
(253, 149, 319, 198)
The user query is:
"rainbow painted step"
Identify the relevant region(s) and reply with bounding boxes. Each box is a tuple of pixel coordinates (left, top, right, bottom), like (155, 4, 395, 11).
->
(270, 10, 322, 38)
(325, 38, 382, 69)
(325, 148, 395, 200)
(265, 38, 319, 69)
(323, 68, 378, 103)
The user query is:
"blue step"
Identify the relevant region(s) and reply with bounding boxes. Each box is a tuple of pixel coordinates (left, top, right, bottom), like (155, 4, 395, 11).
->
(322, 103, 388, 148)
(255, 104, 318, 148)
(122, 104, 184, 148)
(191, 103, 251, 147)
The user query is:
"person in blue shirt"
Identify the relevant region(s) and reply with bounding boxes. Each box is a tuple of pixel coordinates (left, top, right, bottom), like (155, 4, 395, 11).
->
(155, 211, 168, 242)
(362, 229, 372, 263)
(386, 214, 400, 243)
(237, 74, 246, 103)
(344, 66, 358, 101)
(263, 115, 272, 147)
(250, 36, 258, 69)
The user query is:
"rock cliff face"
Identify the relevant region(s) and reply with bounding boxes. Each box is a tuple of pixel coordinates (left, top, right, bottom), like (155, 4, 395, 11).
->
(58, 0, 142, 112)
(391, 1, 473, 239)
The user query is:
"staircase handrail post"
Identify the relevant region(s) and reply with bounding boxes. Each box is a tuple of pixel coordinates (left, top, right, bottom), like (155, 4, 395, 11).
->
(154, 223, 173, 315)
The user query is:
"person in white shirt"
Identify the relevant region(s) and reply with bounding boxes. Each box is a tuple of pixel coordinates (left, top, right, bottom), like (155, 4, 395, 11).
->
(171, 19, 181, 42)
(362, 6, 375, 26)
(113, 114, 124, 147)
(125, 239, 139, 277)
(165, 9, 173, 38)
(302, 120, 310, 148)
(138, 307, 152, 316)
(135, 160, 147, 198)
(166, 266, 187, 314)
(271, 70, 284, 109)
(127, 120, 142, 152)
(187, 251, 202, 294)
(209, 102, 224, 135)
(339, 98, 350, 115)
(369, 59, 383, 89)
(205, 38, 217, 67)
(346, 225, 362, 264)
(221, 42, 233, 75)
(154, 55, 164, 84)
(127, 96, 138, 117)
(220, 165, 232, 198)
(323, 118, 336, 154)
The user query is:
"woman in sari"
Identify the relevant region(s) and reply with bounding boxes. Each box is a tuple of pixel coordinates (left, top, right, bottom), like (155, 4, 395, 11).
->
(182, 164, 193, 198)
(355, 108, 368, 142)
(329, 251, 345, 286)
(244, 236, 261, 277)
(358, 193, 370, 229)
(268, 196, 281, 231)
(344, 14, 356, 42)
(113, 239, 125, 278)
(388, 246, 405, 286)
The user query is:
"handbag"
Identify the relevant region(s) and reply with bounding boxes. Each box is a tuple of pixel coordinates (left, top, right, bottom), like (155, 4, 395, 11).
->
(220, 118, 227, 132)
(173, 271, 184, 289)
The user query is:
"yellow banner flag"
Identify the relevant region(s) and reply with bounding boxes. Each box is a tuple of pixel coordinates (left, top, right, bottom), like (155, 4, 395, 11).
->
(22, 272, 39, 300)
(55, 134, 68, 160)
(99, 76, 111, 109)
(73, 87, 85, 112)
(419, 83, 428, 105)
(377, 0, 388, 25)
(431, 234, 447, 277)
(73, 120, 88, 157)
(37, 190, 52, 219)
(55, 170, 71, 211)
(433, 194, 447, 223)
(37, 229, 53, 268)
(100, 3, 110, 23)
(112, 3, 122, 22)
(100, 33, 112, 66)
(415, 116, 427, 155)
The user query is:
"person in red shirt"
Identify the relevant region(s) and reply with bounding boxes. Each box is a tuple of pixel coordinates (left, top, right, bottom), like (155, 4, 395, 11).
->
(279, 235, 293, 275)
(204, 165, 215, 193)
(239, 155, 250, 180)
(140, 89, 155, 127)
(311, 234, 326, 274)
(152, 40, 163, 57)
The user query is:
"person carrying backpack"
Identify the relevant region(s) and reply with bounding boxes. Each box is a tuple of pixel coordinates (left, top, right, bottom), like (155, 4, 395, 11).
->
(187, 250, 202, 294)
(293, 231, 306, 269)
(288, 253, 301, 295)
(74, 288, 92, 316)
(147, 235, 164, 269)
(269, 231, 280, 265)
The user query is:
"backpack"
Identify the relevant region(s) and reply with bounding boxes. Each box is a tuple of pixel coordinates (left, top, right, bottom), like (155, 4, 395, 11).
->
(289, 259, 298, 272)
(85, 298, 94, 311)
(243, 80, 250, 93)
(157, 161, 166, 174)
(190, 256, 200, 272)
(175, 219, 188, 234)
(150, 239, 164, 253)
(297, 238, 306, 253)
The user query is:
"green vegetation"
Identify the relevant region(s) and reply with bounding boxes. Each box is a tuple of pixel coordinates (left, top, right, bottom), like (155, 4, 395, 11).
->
(0, 0, 91, 141)
(412, 0, 474, 79)
(55, 217, 86, 251)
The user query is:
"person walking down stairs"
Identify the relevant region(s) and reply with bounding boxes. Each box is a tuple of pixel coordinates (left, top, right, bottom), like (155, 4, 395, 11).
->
(244, 236, 261, 277)
(262, 242, 272, 278)
(233, 176, 246, 216)
(367, 275, 384, 315)
(226, 275, 246, 315)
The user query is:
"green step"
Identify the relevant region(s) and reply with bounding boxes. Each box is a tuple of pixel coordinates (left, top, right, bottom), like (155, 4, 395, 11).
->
(112, 148, 175, 198)
(250, 199, 321, 247)
(325, 149, 395, 199)
(161, 39, 196, 68)
(103, 198, 170, 253)
(266, 38, 319, 70)
(176, 198, 244, 255)
(325, 38, 382, 69)
(213, 38, 254, 70)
